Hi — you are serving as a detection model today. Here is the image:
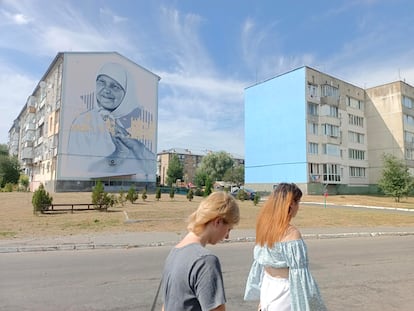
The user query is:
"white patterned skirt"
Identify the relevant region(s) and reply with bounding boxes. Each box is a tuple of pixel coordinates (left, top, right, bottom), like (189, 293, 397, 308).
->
(260, 272, 291, 311)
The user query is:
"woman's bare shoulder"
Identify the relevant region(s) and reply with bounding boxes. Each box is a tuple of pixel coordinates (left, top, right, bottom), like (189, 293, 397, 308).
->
(282, 225, 302, 241)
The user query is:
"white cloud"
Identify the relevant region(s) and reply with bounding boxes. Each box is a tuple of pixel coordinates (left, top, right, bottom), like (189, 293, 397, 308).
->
(0, 64, 37, 143)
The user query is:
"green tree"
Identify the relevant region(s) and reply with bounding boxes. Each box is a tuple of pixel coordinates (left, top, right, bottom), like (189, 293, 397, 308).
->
(92, 180, 116, 211)
(141, 189, 147, 201)
(204, 177, 213, 197)
(253, 192, 261, 206)
(223, 164, 244, 185)
(19, 175, 30, 191)
(197, 151, 234, 182)
(377, 154, 414, 202)
(169, 187, 175, 200)
(32, 184, 53, 214)
(155, 187, 161, 201)
(166, 154, 184, 186)
(194, 170, 208, 188)
(0, 144, 8, 156)
(186, 188, 194, 201)
(0, 155, 20, 188)
(126, 185, 138, 204)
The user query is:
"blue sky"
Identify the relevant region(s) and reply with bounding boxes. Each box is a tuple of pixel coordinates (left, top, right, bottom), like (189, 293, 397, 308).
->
(1, 0, 414, 157)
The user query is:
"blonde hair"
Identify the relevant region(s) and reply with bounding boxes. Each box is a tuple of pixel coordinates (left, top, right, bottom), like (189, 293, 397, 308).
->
(255, 183, 302, 246)
(187, 191, 240, 235)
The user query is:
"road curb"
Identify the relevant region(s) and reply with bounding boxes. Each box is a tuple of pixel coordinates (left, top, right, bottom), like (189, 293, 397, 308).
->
(1, 231, 414, 253)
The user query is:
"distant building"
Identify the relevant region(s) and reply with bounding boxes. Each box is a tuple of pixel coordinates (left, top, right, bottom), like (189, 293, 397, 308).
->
(245, 66, 414, 195)
(157, 148, 244, 186)
(9, 52, 160, 192)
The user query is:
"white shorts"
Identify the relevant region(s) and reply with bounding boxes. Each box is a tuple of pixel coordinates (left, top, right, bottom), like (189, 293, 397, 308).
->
(260, 272, 291, 311)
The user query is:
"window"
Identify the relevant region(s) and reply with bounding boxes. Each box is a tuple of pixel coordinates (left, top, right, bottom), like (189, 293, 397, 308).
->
(403, 96, 414, 109)
(347, 96, 364, 110)
(322, 163, 341, 182)
(322, 123, 340, 137)
(309, 163, 320, 174)
(405, 130, 414, 143)
(349, 148, 365, 160)
(308, 142, 318, 154)
(307, 84, 318, 98)
(308, 102, 319, 116)
(403, 114, 414, 126)
(349, 166, 366, 177)
(348, 131, 365, 144)
(322, 143, 340, 156)
(320, 105, 339, 117)
(308, 122, 318, 135)
(348, 114, 364, 127)
(406, 148, 414, 160)
(321, 84, 339, 98)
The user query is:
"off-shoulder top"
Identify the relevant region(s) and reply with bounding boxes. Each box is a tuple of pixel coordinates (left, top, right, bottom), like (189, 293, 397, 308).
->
(244, 239, 327, 311)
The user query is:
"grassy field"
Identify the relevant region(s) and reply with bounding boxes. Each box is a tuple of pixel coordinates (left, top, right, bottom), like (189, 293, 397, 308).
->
(0, 192, 413, 239)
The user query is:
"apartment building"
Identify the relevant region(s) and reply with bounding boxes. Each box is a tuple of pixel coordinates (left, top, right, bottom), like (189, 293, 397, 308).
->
(9, 52, 160, 192)
(157, 148, 244, 186)
(245, 66, 377, 195)
(365, 81, 414, 183)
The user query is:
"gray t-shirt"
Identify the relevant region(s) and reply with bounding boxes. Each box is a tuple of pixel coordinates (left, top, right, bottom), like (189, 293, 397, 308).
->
(161, 243, 226, 311)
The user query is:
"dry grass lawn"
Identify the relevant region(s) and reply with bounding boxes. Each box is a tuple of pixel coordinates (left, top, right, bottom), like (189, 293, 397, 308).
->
(0, 192, 413, 239)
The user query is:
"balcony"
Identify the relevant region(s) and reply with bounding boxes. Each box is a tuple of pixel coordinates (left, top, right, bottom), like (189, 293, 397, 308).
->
(320, 96, 339, 106)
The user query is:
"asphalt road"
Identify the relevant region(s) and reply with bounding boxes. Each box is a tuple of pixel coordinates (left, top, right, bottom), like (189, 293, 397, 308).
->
(1, 235, 413, 311)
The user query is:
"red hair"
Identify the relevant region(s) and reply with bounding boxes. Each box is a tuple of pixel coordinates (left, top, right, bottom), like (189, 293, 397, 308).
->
(255, 183, 302, 246)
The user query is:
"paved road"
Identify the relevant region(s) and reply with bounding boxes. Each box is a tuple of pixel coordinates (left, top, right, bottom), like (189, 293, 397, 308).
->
(1, 235, 413, 311)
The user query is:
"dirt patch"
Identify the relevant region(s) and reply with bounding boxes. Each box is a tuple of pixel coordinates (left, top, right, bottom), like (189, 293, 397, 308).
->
(0, 192, 413, 239)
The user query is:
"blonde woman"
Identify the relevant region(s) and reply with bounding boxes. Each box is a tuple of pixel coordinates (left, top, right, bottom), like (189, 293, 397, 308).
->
(244, 183, 327, 311)
(161, 191, 240, 311)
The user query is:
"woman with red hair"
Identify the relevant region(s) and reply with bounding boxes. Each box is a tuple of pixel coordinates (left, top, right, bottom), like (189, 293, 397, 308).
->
(244, 183, 327, 311)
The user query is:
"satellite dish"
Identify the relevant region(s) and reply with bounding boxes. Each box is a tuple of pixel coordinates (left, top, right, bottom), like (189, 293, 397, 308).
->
(39, 81, 47, 88)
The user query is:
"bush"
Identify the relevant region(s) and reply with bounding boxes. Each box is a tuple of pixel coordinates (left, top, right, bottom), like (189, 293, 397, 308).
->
(141, 189, 147, 201)
(92, 181, 116, 211)
(169, 187, 175, 200)
(126, 186, 138, 204)
(187, 188, 194, 201)
(237, 189, 248, 201)
(32, 184, 53, 214)
(3, 183, 13, 192)
(118, 190, 127, 207)
(155, 187, 161, 201)
(253, 192, 260, 205)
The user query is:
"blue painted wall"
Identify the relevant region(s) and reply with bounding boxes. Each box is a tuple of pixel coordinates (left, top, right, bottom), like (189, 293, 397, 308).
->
(245, 67, 307, 183)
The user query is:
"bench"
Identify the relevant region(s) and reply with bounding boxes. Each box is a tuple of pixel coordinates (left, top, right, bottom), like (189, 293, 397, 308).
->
(41, 203, 107, 213)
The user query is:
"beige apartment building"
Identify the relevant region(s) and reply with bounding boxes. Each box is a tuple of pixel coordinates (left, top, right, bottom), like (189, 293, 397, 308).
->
(157, 148, 244, 186)
(365, 81, 414, 183)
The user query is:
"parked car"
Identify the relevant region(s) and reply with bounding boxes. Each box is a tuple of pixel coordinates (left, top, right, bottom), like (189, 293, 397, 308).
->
(231, 187, 256, 200)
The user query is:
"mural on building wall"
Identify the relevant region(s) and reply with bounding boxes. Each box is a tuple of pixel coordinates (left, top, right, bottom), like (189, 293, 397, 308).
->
(59, 54, 157, 181)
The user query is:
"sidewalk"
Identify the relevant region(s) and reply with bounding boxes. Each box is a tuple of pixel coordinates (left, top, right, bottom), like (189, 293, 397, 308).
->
(1, 226, 414, 253)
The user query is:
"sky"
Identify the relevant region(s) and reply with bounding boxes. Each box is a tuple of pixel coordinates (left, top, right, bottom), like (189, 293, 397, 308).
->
(1, 0, 414, 158)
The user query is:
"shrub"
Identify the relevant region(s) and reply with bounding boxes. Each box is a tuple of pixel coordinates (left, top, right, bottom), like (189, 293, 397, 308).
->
(186, 188, 194, 201)
(4, 183, 13, 192)
(169, 187, 175, 200)
(92, 181, 116, 211)
(141, 189, 147, 201)
(237, 189, 248, 201)
(126, 185, 138, 204)
(32, 183, 53, 214)
(155, 187, 161, 201)
(253, 192, 260, 205)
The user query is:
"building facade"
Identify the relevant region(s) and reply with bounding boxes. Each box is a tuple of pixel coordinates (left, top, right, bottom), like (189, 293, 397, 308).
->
(157, 148, 244, 187)
(9, 52, 160, 192)
(245, 66, 414, 195)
